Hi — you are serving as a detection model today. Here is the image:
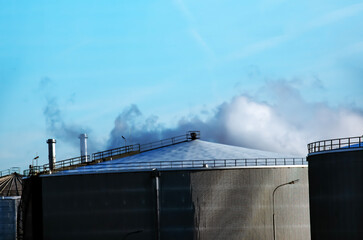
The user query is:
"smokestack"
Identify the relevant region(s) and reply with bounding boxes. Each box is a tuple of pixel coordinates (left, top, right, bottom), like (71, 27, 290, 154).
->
(47, 139, 56, 171)
(79, 133, 88, 163)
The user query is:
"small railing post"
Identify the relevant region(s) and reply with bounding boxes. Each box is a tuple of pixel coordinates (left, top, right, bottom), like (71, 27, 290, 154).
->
(348, 138, 350, 148)
(339, 139, 341, 149)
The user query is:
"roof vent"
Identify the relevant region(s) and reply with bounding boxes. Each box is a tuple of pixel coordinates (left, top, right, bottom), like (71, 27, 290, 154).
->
(79, 133, 88, 163)
(189, 131, 199, 140)
(47, 139, 56, 171)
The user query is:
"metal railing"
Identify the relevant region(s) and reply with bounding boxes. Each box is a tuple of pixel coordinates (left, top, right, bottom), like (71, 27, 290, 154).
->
(93, 145, 140, 161)
(23, 155, 90, 176)
(308, 135, 363, 154)
(22, 131, 204, 176)
(140, 131, 200, 152)
(0, 167, 21, 177)
(58, 158, 307, 174)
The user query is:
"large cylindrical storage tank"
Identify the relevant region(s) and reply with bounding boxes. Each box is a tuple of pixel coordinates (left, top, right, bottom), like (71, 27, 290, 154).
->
(20, 134, 310, 240)
(307, 136, 363, 240)
(22, 166, 310, 240)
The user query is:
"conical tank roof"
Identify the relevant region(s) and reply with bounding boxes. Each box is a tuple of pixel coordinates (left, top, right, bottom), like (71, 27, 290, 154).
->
(0, 173, 23, 196)
(57, 140, 304, 175)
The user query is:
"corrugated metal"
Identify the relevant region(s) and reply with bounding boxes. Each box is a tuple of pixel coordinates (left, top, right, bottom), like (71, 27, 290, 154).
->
(24, 167, 310, 240)
(0, 197, 20, 240)
(161, 167, 310, 240)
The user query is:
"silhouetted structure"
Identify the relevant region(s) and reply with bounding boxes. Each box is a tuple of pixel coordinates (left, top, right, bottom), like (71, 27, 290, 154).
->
(308, 135, 363, 240)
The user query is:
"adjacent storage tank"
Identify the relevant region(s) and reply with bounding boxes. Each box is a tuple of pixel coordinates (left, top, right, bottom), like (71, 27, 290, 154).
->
(307, 135, 363, 240)
(0, 196, 21, 240)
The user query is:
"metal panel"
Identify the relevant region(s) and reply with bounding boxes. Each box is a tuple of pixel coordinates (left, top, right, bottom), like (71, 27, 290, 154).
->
(308, 149, 363, 240)
(0, 197, 20, 240)
(41, 172, 156, 240)
(159, 167, 310, 240)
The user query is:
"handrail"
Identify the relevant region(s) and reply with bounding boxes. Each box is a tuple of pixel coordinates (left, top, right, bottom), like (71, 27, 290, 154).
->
(23, 155, 90, 176)
(23, 131, 202, 176)
(93, 144, 140, 161)
(0, 167, 21, 177)
(308, 135, 363, 154)
(57, 158, 307, 174)
(140, 131, 200, 152)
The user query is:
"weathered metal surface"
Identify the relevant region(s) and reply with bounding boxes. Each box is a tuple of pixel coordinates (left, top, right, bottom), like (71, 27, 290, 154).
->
(189, 167, 309, 240)
(308, 149, 363, 240)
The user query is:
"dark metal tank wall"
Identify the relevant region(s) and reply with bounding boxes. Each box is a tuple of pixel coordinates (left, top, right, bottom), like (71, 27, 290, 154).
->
(22, 167, 309, 240)
(308, 149, 363, 240)
(41, 172, 157, 240)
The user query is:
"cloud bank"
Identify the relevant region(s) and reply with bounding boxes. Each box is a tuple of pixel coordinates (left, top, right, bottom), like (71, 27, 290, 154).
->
(40, 78, 363, 157)
(107, 81, 363, 156)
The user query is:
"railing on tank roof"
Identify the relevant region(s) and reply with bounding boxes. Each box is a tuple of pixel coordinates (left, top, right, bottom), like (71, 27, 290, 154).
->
(0, 167, 21, 177)
(112, 158, 307, 170)
(307, 135, 363, 154)
(93, 144, 140, 161)
(140, 131, 200, 152)
(23, 131, 202, 176)
(23, 155, 90, 176)
(55, 158, 307, 174)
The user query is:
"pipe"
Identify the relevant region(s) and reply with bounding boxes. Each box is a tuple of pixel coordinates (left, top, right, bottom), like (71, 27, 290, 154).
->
(47, 139, 56, 171)
(79, 133, 88, 163)
(152, 169, 161, 240)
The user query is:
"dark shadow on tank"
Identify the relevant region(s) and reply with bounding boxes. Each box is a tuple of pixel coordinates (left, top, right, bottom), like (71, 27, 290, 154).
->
(159, 171, 196, 239)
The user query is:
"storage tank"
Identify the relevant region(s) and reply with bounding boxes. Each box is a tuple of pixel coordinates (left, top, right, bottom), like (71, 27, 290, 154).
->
(20, 131, 310, 240)
(0, 196, 21, 240)
(307, 135, 363, 240)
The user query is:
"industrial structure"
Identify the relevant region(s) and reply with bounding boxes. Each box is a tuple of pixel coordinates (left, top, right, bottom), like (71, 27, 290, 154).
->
(18, 131, 310, 240)
(308, 135, 363, 240)
(0, 168, 22, 240)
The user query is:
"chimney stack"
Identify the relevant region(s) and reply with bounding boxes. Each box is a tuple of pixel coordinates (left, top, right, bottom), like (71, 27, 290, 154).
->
(47, 139, 56, 171)
(79, 133, 88, 163)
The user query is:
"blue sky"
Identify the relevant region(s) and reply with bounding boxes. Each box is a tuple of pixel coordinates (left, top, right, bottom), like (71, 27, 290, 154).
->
(1, 0, 363, 171)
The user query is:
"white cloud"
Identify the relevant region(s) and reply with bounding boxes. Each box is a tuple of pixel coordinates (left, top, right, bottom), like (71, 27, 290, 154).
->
(107, 81, 363, 156)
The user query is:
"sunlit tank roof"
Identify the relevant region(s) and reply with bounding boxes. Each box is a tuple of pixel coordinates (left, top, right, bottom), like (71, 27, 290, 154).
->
(56, 140, 303, 175)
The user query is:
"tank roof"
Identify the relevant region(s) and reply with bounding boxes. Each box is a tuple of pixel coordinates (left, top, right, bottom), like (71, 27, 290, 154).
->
(57, 139, 304, 175)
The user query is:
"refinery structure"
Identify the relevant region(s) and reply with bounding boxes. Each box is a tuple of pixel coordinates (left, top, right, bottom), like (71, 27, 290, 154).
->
(0, 130, 362, 240)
